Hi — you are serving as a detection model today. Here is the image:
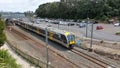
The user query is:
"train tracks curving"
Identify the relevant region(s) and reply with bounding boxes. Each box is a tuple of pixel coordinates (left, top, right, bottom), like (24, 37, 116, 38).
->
(7, 27, 92, 68)
(71, 49, 114, 68)
(6, 26, 115, 68)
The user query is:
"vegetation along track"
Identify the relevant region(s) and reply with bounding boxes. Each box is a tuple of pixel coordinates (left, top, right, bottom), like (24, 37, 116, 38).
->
(71, 49, 115, 68)
(7, 27, 94, 68)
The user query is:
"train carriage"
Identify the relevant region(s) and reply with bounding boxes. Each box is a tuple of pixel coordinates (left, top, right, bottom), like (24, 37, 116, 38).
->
(16, 21, 75, 49)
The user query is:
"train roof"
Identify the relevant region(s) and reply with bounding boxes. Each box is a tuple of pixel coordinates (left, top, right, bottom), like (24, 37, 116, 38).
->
(22, 21, 74, 35)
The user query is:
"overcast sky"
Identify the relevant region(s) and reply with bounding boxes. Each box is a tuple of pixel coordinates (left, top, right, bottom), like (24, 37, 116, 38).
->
(0, 0, 60, 12)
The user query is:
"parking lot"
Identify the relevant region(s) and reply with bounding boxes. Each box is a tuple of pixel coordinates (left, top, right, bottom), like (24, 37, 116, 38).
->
(22, 18, 120, 42)
(49, 23, 120, 42)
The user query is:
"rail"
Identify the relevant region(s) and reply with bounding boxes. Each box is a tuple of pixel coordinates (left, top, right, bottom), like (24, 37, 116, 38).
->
(7, 27, 88, 68)
(71, 49, 115, 68)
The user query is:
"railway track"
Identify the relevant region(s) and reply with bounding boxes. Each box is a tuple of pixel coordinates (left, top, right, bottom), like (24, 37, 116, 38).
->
(7, 27, 92, 68)
(71, 49, 114, 68)
(7, 27, 116, 68)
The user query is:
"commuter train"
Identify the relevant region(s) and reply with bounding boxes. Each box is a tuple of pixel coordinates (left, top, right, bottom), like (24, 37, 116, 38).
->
(15, 20, 75, 49)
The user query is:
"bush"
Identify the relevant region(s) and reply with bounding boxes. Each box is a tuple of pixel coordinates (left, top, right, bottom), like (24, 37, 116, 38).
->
(0, 18, 6, 47)
(115, 32, 120, 35)
(0, 49, 21, 68)
(0, 33, 6, 46)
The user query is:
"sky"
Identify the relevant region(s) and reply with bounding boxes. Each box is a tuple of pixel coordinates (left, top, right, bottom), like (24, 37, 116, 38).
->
(0, 0, 60, 12)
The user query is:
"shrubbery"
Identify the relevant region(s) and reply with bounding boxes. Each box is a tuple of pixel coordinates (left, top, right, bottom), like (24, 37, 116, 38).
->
(0, 18, 6, 47)
(0, 16, 20, 68)
(116, 32, 120, 35)
(0, 49, 21, 68)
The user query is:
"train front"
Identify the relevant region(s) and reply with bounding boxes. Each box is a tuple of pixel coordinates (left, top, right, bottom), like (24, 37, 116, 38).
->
(65, 32, 75, 49)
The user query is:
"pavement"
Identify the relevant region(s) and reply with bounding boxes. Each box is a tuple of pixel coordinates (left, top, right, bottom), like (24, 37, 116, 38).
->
(50, 23, 120, 42)
(0, 43, 36, 68)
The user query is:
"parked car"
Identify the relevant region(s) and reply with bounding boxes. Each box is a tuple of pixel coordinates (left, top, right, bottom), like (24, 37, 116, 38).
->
(68, 22, 75, 26)
(96, 26, 103, 30)
(114, 23, 120, 27)
(59, 21, 68, 25)
(76, 22, 80, 26)
(79, 23, 86, 28)
(93, 21, 98, 24)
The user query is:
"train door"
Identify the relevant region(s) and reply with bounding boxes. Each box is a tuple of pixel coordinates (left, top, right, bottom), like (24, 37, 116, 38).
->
(36, 27, 40, 34)
(49, 31, 53, 40)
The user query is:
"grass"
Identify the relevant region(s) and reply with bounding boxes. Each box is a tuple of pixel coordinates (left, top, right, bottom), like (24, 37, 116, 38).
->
(115, 32, 120, 35)
(0, 49, 21, 68)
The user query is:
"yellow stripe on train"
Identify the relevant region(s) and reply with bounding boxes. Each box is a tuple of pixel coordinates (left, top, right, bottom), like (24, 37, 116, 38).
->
(49, 32, 53, 40)
(70, 41, 75, 45)
(65, 32, 69, 36)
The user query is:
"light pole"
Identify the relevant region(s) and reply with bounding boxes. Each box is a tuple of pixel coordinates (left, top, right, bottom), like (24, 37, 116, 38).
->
(45, 27, 49, 68)
(58, 22, 59, 29)
(85, 0, 90, 37)
(86, 17, 89, 37)
(90, 23, 94, 49)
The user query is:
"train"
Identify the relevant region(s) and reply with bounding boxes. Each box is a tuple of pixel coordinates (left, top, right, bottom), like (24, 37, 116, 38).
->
(15, 20, 76, 49)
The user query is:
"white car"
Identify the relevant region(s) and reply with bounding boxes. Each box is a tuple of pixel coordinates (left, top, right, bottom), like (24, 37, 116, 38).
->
(59, 21, 68, 25)
(114, 23, 120, 27)
(79, 23, 86, 28)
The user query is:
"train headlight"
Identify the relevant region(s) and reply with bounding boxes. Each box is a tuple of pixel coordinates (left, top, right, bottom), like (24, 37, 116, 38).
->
(70, 41, 75, 45)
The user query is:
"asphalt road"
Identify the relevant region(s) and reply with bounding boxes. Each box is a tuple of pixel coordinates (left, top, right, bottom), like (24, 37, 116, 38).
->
(49, 23, 120, 42)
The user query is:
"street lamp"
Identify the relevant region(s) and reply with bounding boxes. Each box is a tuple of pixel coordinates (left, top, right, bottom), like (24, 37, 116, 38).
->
(90, 23, 94, 49)
(86, 17, 89, 37)
(85, 0, 91, 37)
(58, 23, 59, 28)
(87, 0, 98, 51)
(45, 27, 49, 68)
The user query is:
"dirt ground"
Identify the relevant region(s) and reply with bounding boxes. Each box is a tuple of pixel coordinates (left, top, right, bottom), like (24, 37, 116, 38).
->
(78, 37, 120, 63)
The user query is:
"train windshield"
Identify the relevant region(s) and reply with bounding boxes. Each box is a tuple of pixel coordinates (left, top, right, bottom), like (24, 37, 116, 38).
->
(67, 35, 75, 41)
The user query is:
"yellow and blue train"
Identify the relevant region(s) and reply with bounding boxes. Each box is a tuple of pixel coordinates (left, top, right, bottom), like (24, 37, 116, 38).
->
(16, 21, 75, 49)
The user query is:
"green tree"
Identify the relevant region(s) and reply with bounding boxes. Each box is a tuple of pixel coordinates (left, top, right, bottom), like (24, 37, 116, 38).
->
(0, 14, 1, 17)
(24, 11, 34, 17)
(0, 18, 6, 47)
(35, 0, 120, 21)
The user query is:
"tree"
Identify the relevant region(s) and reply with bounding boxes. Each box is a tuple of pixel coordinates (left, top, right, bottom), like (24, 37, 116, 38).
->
(0, 17, 6, 47)
(24, 11, 34, 17)
(35, 0, 120, 21)
(0, 14, 1, 17)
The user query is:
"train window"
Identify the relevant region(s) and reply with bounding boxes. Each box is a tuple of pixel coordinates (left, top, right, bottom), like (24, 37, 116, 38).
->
(28, 25, 31, 29)
(31, 26, 35, 31)
(41, 29, 45, 34)
(58, 34, 61, 38)
(61, 34, 67, 44)
(53, 33, 61, 41)
(48, 31, 50, 36)
(67, 35, 75, 42)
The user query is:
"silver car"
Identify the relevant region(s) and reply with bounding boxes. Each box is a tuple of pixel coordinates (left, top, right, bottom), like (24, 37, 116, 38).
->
(79, 23, 86, 28)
